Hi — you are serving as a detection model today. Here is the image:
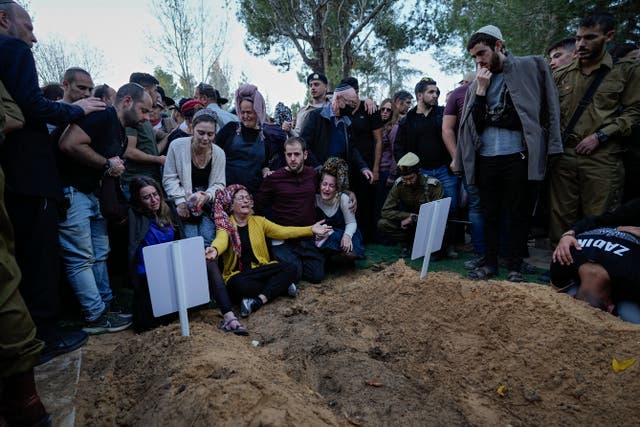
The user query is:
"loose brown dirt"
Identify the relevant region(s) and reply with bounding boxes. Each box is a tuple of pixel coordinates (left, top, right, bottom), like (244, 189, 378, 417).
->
(75, 260, 640, 426)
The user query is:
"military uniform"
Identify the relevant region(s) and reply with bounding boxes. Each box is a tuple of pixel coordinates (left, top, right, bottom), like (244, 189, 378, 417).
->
(550, 53, 640, 243)
(0, 86, 44, 378)
(377, 174, 444, 242)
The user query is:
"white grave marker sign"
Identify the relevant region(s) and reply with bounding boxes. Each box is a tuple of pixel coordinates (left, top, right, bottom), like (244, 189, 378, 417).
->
(143, 236, 210, 336)
(411, 197, 452, 279)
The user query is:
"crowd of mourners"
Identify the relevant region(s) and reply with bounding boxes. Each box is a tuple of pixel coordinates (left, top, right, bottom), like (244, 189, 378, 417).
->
(0, 1, 639, 424)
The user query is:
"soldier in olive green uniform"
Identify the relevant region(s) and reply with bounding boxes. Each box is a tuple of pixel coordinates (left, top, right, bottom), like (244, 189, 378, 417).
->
(378, 152, 444, 243)
(1, 82, 49, 425)
(550, 12, 640, 244)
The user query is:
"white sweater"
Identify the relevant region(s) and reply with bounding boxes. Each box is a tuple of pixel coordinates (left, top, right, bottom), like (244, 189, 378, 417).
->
(315, 192, 357, 238)
(162, 137, 226, 206)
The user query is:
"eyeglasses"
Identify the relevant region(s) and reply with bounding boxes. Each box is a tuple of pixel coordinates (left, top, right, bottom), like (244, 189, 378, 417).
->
(141, 191, 160, 201)
(234, 194, 253, 202)
(381, 107, 392, 112)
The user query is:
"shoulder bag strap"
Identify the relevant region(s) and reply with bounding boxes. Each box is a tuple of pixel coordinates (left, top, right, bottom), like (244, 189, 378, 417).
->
(562, 66, 610, 141)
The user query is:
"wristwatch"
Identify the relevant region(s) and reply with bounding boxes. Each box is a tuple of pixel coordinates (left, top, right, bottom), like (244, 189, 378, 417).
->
(595, 130, 608, 143)
(103, 159, 112, 176)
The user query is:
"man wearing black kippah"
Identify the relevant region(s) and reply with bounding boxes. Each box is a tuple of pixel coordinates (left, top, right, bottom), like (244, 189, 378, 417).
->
(300, 83, 373, 183)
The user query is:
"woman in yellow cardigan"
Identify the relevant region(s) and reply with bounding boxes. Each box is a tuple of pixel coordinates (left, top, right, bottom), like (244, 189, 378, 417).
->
(205, 184, 331, 317)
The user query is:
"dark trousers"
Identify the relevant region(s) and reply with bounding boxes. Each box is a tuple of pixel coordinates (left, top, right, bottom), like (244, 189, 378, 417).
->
(227, 262, 296, 302)
(476, 152, 529, 272)
(271, 240, 324, 283)
(206, 260, 233, 315)
(5, 191, 61, 339)
(0, 167, 43, 377)
(351, 172, 376, 243)
(131, 274, 174, 333)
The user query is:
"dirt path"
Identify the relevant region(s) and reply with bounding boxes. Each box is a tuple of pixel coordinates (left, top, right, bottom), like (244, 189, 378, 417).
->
(75, 261, 640, 426)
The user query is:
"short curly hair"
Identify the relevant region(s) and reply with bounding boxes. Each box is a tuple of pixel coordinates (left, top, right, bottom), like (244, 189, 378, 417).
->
(320, 157, 350, 194)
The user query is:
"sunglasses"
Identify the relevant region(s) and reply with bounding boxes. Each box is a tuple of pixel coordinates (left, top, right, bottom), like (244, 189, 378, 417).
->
(381, 107, 392, 112)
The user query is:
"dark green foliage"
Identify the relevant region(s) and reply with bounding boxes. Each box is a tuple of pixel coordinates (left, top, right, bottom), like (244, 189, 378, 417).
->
(237, 0, 398, 86)
(413, 0, 640, 73)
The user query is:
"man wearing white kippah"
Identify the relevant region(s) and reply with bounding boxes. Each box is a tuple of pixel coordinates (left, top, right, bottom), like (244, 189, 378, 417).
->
(456, 24, 563, 282)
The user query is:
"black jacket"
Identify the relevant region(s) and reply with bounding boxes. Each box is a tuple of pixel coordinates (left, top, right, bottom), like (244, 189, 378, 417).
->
(0, 35, 84, 197)
(299, 106, 368, 171)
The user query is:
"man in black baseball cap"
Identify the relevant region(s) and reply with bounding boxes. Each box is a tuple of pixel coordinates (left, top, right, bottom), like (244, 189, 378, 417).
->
(306, 72, 328, 86)
(284, 72, 330, 136)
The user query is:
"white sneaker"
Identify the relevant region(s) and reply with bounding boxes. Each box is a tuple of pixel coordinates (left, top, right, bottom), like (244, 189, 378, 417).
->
(287, 283, 297, 298)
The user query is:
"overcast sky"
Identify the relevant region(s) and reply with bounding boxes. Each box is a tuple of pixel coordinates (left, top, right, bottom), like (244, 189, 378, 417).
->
(27, 0, 461, 110)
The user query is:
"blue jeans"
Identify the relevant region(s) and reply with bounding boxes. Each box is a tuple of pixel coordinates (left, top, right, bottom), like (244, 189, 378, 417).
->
(182, 215, 216, 247)
(320, 228, 366, 259)
(59, 188, 112, 321)
(616, 301, 640, 324)
(421, 165, 459, 211)
(462, 178, 485, 255)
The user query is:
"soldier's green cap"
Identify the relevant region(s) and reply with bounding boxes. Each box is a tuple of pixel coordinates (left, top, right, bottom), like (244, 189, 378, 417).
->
(397, 152, 420, 175)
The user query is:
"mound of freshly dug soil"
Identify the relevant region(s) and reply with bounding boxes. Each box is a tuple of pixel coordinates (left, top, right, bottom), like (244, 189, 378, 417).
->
(75, 261, 640, 426)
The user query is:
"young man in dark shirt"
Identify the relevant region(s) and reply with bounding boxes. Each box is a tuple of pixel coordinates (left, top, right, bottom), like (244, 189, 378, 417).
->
(58, 83, 152, 334)
(339, 77, 383, 243)
(397, 77, 459, 258)
(255, 137, 325, 284)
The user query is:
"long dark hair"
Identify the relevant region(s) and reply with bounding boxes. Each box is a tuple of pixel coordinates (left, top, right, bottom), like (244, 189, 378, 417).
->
(380, 98, 399, 133)
(129, 176, 174, 227)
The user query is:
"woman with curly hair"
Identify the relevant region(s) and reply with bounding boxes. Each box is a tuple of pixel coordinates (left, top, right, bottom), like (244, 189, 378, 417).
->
(315, 158, 365, 259)
(206, 184, 331, 318)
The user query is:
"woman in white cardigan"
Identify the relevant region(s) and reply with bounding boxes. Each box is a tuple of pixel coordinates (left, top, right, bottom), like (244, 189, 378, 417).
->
(163, 109, 226, 246)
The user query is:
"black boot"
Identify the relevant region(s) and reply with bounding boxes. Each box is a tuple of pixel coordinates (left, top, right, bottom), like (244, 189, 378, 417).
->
(1, 369, 51, 427)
